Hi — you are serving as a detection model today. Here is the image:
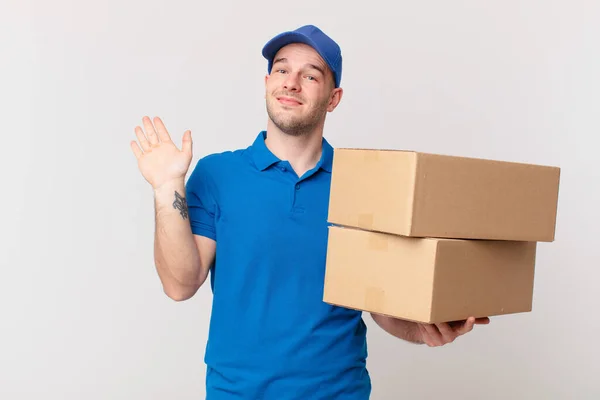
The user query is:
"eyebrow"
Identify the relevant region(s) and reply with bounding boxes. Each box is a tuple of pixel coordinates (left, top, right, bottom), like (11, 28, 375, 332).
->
(272, 57, 326, 76)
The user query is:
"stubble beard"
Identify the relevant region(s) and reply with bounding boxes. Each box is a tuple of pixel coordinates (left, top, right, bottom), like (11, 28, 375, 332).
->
(266, 96, 329, 137)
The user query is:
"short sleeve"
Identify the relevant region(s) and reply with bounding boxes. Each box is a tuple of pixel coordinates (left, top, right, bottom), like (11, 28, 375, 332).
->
(185, 156, 218, 240)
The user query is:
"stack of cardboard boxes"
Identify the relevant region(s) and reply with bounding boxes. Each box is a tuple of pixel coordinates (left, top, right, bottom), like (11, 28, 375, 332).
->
(323, 148, 561, 324)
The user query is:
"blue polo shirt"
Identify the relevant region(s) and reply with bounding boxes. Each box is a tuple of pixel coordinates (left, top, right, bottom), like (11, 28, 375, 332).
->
(185, 131, 371, 399)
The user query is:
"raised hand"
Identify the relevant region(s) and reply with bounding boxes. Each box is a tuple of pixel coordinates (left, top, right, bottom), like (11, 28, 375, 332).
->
(130, 116, 193, 190)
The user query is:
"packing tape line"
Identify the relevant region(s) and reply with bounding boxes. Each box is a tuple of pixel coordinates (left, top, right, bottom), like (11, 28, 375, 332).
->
(365, 286, 385, 311)
(358, 213, 374, 229)
(363, 150, 380, 162)
(368, 234, 388, 251)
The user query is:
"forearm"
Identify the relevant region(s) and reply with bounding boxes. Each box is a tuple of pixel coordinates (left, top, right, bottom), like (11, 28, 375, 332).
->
(153, 179, 204, 298)
(371, 313, 424, 344)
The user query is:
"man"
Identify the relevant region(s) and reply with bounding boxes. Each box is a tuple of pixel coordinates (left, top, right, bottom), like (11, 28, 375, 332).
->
(130, 24, 489, 399)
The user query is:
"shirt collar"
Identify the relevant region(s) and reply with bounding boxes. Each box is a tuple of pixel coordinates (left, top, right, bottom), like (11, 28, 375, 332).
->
(251, 131, 280, 171)
(251, 131, 333, 173)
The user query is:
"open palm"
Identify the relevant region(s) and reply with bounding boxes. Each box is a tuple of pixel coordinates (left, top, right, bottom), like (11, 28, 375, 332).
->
(130, 116, 193, 190)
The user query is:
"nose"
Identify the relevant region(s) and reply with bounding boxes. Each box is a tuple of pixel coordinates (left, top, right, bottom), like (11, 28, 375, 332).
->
(283, 73, 301, 92)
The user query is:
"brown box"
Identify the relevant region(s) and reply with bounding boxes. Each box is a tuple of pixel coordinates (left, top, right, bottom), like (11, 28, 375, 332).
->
(327, 148, 560, 242)
(323, 225, 537, 323)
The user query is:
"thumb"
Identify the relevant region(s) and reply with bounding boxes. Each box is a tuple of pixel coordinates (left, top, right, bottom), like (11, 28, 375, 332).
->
(459, 317, 476, 335)
(182, 130, 192, 155)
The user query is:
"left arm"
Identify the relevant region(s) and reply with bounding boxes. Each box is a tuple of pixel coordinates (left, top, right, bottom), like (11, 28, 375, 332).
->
(371, 313, 490, 347)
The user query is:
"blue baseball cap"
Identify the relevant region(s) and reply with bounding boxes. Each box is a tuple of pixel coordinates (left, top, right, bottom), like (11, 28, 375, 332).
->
(262, 24, 342, 88)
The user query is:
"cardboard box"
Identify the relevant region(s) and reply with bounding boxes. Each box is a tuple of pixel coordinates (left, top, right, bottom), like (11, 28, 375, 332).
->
(323, 225, 537, 324)
(328, 148, 560, 242)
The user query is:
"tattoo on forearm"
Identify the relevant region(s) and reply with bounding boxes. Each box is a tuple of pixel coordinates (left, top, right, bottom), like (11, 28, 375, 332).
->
(172, 191, 189, 220)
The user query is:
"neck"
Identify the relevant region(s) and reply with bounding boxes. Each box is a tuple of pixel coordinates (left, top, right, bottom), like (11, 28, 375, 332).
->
(265, 119, 324, 177)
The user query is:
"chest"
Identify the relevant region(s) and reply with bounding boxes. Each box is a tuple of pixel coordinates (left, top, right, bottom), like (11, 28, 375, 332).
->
(215, 168, 332, 252)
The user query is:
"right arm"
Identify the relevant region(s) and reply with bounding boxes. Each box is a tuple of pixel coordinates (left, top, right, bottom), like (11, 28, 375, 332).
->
(153, 179, 215, 301)
(131, 116, 215, 301)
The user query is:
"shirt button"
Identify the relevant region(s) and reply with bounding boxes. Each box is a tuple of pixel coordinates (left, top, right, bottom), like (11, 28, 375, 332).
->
(295, 184, 300, 190)
(281, 166, 286, 171)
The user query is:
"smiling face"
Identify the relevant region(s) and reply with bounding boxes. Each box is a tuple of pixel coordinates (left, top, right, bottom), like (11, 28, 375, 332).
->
(265, 43, 342, 137)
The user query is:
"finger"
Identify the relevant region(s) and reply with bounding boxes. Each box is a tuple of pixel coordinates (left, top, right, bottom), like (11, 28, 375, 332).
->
(130, 140, 143, 159)
(457, 317, 476, 335)
(181, 130, 192, 156)
(435, 323, 457, 343)
(417, 324, 435, 346)
(134, 126, 151, 151)
(142, 116, 159, 145)
(422, 324, 443, 346)
(153, 116, 172, 143)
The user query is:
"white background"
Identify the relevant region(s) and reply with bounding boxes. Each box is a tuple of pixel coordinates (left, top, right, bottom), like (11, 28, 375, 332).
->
(2, 0, 599, 399)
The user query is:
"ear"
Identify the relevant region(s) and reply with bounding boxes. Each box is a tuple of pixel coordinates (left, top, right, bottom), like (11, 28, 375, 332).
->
(264, 74, 269, 98)
(327, 87, 344, 112)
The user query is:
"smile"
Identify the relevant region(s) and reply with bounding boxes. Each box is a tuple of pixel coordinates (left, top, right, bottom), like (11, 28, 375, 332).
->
(277, 96, 302, 106)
